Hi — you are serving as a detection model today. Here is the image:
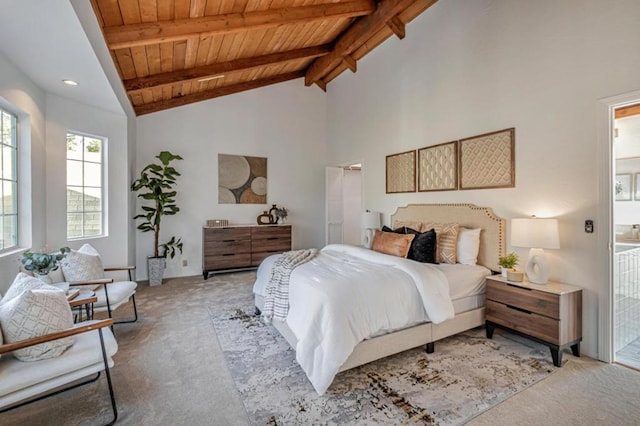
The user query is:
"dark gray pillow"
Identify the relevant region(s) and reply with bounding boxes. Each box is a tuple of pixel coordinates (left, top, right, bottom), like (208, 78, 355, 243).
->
(381, 225, 405, 234)
(404, 227, 438, 264)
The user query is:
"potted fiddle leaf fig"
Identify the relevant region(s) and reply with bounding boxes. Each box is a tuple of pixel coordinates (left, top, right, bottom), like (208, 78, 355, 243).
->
(131, 151, 184, 286)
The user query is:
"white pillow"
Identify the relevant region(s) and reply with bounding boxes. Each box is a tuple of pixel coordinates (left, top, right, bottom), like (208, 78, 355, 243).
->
(457, 227, 481, 265)
(61, 244, 105, 283)
(0, 286, 74, 361)
(1, 272, 49, 303)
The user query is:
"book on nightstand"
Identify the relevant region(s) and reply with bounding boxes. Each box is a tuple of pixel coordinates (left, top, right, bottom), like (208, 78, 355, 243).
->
(66, 288, 80, 301)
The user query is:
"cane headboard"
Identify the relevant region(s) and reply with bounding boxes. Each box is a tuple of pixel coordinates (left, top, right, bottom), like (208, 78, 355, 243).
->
(390, 203, 506, 271)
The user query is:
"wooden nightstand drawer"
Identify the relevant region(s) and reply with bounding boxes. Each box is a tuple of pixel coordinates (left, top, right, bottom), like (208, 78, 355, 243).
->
(486, 280, 559, 319)
(486, 300, 560, 344)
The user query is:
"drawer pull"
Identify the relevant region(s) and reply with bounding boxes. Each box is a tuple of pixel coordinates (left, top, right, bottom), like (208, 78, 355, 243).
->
(266, 237, 278, 240)
(507, 283, 532, 291)
(222, 254, 235, 257)
(222, 240, 237, 242)
(506, 304, 532, 314)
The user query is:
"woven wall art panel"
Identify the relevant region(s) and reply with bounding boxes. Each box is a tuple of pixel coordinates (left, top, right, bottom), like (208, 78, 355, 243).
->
(418, 141, 457, 191)
(459, 128, 515, 189)
(386, 150, 416, 193)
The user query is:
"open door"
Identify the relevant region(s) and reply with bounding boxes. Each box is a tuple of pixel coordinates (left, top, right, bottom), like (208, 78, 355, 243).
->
(325, 166, 344, 245)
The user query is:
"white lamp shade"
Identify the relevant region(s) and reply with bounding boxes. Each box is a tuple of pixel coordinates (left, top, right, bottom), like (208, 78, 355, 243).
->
(361, 211, 381, 229)
(510, 218, 560, 249)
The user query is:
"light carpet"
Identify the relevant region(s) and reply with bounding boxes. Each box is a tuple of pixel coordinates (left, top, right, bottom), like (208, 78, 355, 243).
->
(210, 279, 558, 425)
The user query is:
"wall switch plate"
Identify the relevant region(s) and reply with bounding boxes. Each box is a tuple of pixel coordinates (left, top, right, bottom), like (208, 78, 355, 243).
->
(585, 220, 594, 233)
(182, 259, 188, 267)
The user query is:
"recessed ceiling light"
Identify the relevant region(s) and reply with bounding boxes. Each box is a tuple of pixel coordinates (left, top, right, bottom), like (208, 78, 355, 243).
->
(62, 79, 79, 86)
(197, 75, 225, 82)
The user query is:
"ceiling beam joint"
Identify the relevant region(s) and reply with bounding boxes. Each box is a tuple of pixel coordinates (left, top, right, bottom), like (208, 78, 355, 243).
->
(388, 16, 406, 39)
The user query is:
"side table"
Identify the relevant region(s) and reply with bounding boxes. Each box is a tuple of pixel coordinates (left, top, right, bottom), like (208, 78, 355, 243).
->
(69, 290, 97, 322)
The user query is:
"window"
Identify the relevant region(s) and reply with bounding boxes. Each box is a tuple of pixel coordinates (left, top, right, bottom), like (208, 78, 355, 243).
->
(0, 108, 17, 251)
(67, 132, 104, 239)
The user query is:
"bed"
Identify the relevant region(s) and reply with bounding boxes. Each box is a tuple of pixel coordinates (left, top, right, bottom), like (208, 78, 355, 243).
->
(253, 203, 505, 394)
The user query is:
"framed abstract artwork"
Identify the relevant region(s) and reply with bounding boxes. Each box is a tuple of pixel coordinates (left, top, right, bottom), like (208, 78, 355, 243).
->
(386, 150, 416, 193)
(458, 128, 515, 190)
(218, 154, 267, 204)
(418, 141, 458, 192)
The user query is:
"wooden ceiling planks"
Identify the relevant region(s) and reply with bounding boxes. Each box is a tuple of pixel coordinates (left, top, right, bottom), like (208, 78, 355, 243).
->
(90, 0, 439, 115)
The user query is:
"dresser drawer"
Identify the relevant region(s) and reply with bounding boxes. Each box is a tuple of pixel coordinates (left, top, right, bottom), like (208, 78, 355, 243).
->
(252, 237, 291, 253)
(204, 253, 252, 270)
(486, 280, 559, 319)
(204, 227, 251, 242)
(204, 240, 251, 255)
(486, 300, 560, 344)
(251, 225, 291, 240)
(251, 251, 281, 266)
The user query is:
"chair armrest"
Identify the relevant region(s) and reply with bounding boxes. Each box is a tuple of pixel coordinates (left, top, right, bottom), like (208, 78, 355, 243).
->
(0, 319, 113, 355)
(104, 266, 135, 272)
(69, 278, 114, 287)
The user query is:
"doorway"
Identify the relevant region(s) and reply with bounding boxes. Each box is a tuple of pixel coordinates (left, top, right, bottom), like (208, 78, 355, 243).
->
(325, 163, 363, 246)
(613, 103, 640, 369)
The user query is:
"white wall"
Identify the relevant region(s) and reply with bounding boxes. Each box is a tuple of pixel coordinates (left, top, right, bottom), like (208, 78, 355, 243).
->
(135, 79, 327, 280)
(326, 0, 640, 359)
(0, 52, 47, 293)
(343, 169, 362, 245)
(45, 94, 130, 266)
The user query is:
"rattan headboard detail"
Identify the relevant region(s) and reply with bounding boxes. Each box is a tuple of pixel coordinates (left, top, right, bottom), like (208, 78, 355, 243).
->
(390, 203, 506, 271)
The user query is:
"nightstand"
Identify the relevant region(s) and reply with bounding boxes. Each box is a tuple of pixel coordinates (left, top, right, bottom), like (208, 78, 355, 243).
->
(485, 275, 582, 367)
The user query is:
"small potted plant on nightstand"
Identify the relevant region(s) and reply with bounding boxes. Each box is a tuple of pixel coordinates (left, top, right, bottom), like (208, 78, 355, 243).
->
(498, 252, 519, 277)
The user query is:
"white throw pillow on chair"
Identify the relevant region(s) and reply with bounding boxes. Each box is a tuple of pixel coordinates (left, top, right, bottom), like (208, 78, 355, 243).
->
(1, 272, 51, 303)
(61, 244, 104, 290)
(0, 285, 74, 361)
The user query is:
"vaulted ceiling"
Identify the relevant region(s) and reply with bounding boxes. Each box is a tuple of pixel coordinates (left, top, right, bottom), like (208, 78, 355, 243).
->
(90, 0, 438, 115)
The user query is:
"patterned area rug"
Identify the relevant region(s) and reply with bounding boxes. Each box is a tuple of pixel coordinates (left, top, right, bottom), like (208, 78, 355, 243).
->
(209, 279, 558, 425)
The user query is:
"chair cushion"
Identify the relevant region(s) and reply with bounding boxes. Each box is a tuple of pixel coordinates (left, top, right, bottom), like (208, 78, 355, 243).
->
(61, 244, 104, 290)
(0, 321, 117, 406)
(92, 281, 137, 311)
(0, 287, 74, 361)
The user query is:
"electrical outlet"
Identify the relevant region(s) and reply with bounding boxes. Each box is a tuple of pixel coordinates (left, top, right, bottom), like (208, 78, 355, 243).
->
(182, 259, 188, 267)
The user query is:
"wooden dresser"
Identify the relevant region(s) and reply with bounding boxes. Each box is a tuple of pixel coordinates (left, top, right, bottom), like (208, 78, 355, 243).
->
(485, 275, 582, 367)
(202, 224, 291, 279)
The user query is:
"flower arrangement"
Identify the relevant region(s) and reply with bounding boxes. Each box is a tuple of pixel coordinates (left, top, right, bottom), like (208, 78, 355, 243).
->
(275, 207, 288, 223)
(21, 247, 71, 275)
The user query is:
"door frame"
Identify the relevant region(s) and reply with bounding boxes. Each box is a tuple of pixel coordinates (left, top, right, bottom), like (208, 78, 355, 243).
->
(597, 89, 640, 363)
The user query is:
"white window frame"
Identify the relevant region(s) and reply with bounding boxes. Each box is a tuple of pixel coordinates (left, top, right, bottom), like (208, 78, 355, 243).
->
(66, 131, 106, 240)
(0, 107, 18, 252)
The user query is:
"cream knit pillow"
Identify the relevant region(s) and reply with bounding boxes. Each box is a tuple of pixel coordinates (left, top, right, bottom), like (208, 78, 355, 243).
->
(0, 286, 74, 361)
(61, 244, 104, 290)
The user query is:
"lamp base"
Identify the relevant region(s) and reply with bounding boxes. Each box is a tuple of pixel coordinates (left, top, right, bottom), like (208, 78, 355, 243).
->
(362, 228, 375, 249)
(525, 248, 550, 284)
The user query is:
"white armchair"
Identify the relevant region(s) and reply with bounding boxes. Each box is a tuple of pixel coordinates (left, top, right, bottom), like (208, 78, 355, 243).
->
(69, 266, 138, 324)
(0, 319, 118, 424)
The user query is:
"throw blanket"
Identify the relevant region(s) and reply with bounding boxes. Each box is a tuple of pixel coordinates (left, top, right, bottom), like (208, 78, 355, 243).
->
(262, 248, 318, 323)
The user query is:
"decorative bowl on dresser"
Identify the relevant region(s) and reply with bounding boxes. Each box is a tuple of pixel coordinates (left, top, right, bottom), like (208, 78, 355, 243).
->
(202, 224, 291, 279)
(485, 275, 582, 367)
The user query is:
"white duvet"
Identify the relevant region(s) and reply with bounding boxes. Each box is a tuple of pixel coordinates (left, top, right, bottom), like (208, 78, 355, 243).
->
(253, 244, 454, 395)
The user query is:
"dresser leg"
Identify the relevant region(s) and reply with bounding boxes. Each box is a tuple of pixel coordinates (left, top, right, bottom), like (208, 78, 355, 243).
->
(203, 271, 208, 280)
(485, 322, 495, 339)
(550, 348, 562, 367)
(571, 343, 581, 357)
(425, 342, 434, 353)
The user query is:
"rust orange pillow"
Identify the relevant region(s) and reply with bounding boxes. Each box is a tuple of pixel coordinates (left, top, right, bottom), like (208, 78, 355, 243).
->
(371, 230, 415, 258)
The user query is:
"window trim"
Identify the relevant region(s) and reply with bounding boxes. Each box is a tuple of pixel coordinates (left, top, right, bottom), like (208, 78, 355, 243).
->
(0, 107, 18, 253)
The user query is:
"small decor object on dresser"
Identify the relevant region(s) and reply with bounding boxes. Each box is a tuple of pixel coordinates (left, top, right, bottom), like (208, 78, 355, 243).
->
(497, 252, 519, 277)
(257, 211, 274, 225)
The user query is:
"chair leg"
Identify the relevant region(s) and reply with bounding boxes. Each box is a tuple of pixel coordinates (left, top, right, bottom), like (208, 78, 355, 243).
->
(99, 328, 118, 426)
(113, 294, 138, 324)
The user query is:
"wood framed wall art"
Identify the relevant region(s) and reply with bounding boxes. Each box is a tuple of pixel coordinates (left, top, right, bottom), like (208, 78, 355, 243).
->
(458, 128, 515, 190)
(218, 154, 267, 204)
(418, 141, 458, 192)
(386, 150, 416, 193)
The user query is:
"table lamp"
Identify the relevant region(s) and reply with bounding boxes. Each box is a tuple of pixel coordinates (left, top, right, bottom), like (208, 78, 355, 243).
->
(361, 211, 381, 249)
(510, 217, 560, 284)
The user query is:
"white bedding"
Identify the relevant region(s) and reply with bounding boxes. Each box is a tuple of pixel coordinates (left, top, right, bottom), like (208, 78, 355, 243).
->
(254, 244, 473, 395)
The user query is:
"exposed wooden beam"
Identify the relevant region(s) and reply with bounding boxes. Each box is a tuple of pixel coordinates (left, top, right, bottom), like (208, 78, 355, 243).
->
(105, 1, 375, 50)
(305, 0, 434, 86)
(125, 44, 331, 94)
(315, 80, 327, 92)
(616, 103, 640, 120)
(343, 56, 357, 73)
(388, 16, 406, 39)
(134, 71, 305, 115)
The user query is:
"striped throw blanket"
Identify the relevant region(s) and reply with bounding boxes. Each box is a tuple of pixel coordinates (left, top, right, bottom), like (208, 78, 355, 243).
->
(262, 248, 318, 323)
